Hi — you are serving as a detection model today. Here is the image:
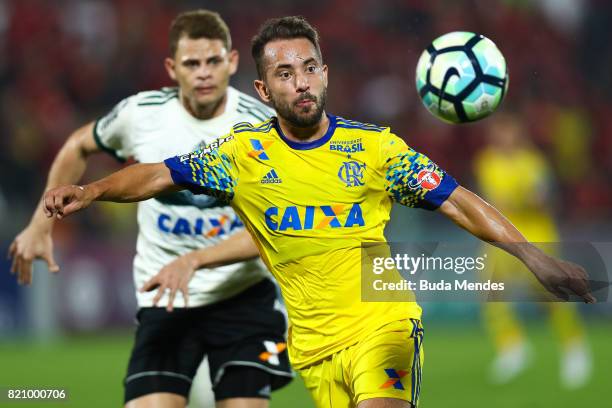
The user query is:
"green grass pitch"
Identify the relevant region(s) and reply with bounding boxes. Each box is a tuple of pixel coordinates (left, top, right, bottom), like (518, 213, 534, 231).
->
(1, 321, 610, 407)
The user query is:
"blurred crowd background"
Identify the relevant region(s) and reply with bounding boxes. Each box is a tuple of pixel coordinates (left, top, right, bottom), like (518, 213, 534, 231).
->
(1, 0, 612, 233)
(1, 0, 611, 328)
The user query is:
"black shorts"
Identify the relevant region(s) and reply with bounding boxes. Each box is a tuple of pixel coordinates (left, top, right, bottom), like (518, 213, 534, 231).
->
(124, 278, 292, 403)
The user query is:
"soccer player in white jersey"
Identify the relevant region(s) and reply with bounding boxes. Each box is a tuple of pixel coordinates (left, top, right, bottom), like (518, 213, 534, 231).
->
(8, 10, 291, 408)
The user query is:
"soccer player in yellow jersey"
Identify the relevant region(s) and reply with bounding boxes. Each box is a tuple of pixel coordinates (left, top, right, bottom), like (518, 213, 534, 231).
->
(475, 114, 591, 387)
(42, 17, 594, 408)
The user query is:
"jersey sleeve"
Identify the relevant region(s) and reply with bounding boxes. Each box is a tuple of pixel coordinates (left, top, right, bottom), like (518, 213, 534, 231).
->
(93, 96, 136, 162)
(163, 133, 238, 203)
(380, 130, 458, 210)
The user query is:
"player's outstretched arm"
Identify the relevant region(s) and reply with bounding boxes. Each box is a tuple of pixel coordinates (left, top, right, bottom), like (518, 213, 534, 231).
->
(438, 186, 595, 303)
(139, 229, 260, 311)
(43, 162, 182, 220)
(9, 122, 100, 285)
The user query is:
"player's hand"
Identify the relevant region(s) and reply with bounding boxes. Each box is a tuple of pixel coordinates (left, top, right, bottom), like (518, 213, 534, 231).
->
(139, 254, 198, 312)
(42, 185, 92, 220)
(526, 253, 595, 303)
(8, 225, 59, 285)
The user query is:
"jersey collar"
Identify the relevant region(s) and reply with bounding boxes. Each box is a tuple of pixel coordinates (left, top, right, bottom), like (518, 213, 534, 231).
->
(273, 114, 337, 150)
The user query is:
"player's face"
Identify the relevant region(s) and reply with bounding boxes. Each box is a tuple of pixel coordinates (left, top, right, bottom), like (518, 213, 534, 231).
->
(254, 38, 328, 128)
(165, 36, 238, 111)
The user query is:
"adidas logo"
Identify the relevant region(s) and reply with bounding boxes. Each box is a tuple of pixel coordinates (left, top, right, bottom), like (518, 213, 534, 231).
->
(261, 169, 282, 184)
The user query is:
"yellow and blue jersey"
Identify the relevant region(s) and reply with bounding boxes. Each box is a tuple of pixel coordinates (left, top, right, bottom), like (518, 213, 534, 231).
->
(164, 114, 458, 368)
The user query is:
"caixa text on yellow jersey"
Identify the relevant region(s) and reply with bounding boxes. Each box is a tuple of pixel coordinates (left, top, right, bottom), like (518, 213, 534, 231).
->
(264, 203, 365, 231)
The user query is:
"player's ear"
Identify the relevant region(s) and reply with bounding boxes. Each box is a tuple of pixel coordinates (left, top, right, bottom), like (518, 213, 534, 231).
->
(254, 79, 270, 103)
(164, 57, 177, 81)
(228, 50, 239, 76)
(322, 64, 328, 86)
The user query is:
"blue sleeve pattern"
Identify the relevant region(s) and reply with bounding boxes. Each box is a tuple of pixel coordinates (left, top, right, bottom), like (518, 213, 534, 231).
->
(385, 149, 458, 210)
(164, 148, 235, 203)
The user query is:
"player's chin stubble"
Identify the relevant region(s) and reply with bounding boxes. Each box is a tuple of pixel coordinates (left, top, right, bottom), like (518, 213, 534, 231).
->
(271, 88, 327, 129)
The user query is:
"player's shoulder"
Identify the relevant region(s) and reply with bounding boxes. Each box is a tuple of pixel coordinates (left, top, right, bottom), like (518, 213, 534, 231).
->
(333, 115, 392, 146)
(113, 87, 179, 123)
(132, 86, 179, 107)
(233, 88, 275, 121)
(99, 87, 179, 132)
(231, 117, 276, 135)
(334, 115, 388, 134)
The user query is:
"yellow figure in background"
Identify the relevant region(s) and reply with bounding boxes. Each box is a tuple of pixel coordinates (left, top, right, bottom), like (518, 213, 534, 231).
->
(474, 114, 591, 388)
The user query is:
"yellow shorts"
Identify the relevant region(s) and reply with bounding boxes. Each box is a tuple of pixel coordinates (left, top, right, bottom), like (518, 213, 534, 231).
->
(298, 319, 424, 408)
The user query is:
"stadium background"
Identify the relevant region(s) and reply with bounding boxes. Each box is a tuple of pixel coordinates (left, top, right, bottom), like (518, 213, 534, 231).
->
(0, 0, 611, 407)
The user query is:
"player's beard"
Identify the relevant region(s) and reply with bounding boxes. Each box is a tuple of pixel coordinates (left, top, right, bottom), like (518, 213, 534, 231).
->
(270, 88, 327, 129)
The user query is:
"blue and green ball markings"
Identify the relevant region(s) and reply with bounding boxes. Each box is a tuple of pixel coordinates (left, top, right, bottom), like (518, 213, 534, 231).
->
(416, 31, 509, 124)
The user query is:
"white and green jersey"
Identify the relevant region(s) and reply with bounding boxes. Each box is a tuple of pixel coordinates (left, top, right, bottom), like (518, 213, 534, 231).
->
(93, 86, 273, 308)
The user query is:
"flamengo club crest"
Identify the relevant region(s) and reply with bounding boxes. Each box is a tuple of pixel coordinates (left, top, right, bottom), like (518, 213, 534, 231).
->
(338, 161, 366, 187)
(409, 165, 441, 191)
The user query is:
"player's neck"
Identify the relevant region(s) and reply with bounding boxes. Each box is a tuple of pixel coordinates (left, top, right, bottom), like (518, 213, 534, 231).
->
(277, 113, 329, 143)
(181, 92, 228, 120)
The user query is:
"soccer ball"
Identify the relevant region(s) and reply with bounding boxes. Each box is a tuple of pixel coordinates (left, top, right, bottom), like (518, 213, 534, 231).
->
(415, 31, 508, 124)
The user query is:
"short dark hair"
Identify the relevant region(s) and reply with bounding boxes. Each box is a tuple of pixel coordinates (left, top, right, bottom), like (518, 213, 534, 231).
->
(251, 16, 322, 79)
(169, 10, 232, 57)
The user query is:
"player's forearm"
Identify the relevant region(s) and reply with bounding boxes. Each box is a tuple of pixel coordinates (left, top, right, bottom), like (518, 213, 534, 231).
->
(30, 123, 99, 229)
(187, 229, 260, 270)
(82, 163, 181, 203)
(438, 186, 541, 262)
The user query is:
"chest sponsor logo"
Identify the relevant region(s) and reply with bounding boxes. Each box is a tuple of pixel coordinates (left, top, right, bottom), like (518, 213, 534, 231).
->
(338, 161, 366, 187)
(248, 139, 273, 160)
(264, 203, 365, 231)
(157, 213, 243, 236)
(329, 139, 365, 153)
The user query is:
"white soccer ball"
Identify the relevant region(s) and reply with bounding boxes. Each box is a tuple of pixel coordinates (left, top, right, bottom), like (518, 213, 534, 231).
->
(416, 31, 509, 123)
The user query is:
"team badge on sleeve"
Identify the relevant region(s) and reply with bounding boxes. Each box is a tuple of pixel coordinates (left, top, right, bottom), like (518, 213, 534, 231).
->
(384, 148, 458, 209)
(379, 368, 408, 390)
(410, 165, 442, 191)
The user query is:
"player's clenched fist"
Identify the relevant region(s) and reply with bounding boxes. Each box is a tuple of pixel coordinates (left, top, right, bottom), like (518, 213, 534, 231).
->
(43, 185, 93, 219)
